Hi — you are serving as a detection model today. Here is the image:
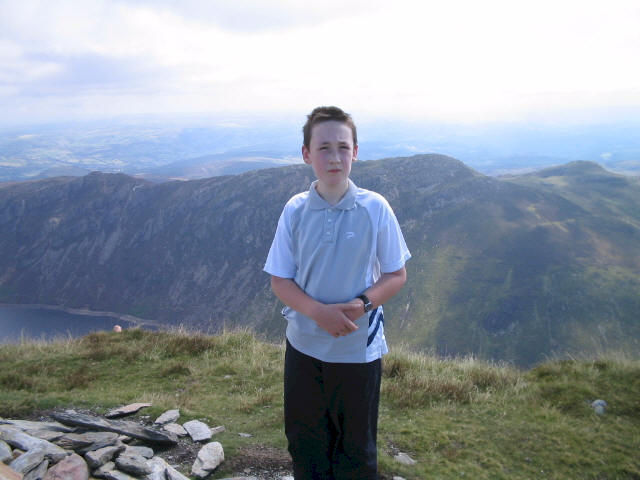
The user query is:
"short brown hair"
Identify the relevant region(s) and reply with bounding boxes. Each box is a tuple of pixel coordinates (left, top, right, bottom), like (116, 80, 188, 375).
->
(302, 106, 357, 149)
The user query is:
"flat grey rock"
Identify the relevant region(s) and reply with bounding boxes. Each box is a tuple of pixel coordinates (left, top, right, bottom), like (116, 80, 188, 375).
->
(162, 423, 188, 436)
(123, 446, 154, 459)
(0, 425, 69, 463)
(10, 448, 45, 474)
(0, 420, 74, 434)
(93, 461, 116, 478)
(191, 442, 224, 478)
(84, 445, 124, 469)
(102, 470, 138, 480)
(153, 410, 180, 425)
(56, 432, 117, 452)
(165, 465, 191, 480)
(105, 403, 152, 419)
(26, 430, 65, 443)
(210, 425, 225, 436)
(0, 439, 12, 463)
(50, 412, 177, 445)
(183, 420, 212, 442)
(143, 456, 168, 480)
(115, 452, 153, 476)
(23, 459, 49, 480)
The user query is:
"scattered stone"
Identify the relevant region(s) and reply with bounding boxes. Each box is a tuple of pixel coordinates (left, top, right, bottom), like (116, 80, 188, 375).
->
(0, 462, 22, 480)
(162, 424, 187, 437)
(50, 412, 177, 446)
(105, 404, 152, 419)
(394, 452, 417, 466)
(280, 477, 294, 480)
(25, 431, 64, 443)
(238, 433, 252, 438)
(123, 447, 153, 460)
(9, 448, 45, 474)
(182, 421, 211, 443)
(153, 411, 180, 426)
(56, 432, 118, 452)
(392, 477, 407, 480)
(143, 456, 168, 480)
(84, 446, 124, 470)
(43, 453, 89, 480)
(115, 453, 152, 477)
(0, 441, 12, 463)
(0, 421, 73, 434)
(191, 442, 224, 478)
(0, 426, 69, 463)
(102, 470, 137, 480)
(23, 459, 48, 480)
(591, 399, 607, 415)
(93, 461, 115, 478)
(165, 465, 191, 480)
(210, 426, 225, 436)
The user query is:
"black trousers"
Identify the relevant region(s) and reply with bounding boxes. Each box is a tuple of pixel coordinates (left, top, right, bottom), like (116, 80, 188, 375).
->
(284, 340, 382, 480)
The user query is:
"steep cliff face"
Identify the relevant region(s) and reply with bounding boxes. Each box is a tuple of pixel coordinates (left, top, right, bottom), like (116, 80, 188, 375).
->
(1, 155, 639, 366)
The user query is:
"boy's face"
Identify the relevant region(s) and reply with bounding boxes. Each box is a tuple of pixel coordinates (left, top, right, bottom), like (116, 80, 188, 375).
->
(302, 120, 358, 191)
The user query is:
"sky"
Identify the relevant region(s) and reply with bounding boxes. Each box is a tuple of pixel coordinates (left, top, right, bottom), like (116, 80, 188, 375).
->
(1, 0, 640, 126)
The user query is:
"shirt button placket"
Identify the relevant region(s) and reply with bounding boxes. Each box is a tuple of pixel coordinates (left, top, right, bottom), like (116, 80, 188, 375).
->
(325, 209, 335, 243)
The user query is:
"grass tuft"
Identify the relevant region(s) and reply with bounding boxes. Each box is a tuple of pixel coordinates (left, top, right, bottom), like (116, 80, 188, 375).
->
(382, 347, 520, 407)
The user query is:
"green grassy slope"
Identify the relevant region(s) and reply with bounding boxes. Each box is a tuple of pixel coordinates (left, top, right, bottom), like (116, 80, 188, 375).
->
(370, 159, 640, 367)
(1, 329, 639, 479)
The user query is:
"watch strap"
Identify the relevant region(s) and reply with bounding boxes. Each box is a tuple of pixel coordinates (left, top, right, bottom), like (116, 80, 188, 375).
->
(357, 294, 373, 313)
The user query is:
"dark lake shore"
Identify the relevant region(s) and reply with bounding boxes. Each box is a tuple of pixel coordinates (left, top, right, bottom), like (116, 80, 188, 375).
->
(0, 304, 157, 343)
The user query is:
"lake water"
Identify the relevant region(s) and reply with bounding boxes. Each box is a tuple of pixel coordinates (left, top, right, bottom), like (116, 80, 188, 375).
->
(0, 305, 140, 343)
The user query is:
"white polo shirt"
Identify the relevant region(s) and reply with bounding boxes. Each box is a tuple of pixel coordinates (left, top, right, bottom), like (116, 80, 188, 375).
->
(264, 179, 411, 363)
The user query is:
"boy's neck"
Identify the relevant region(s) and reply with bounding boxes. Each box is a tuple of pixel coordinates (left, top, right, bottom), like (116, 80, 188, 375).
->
(315, 179, 349, 206)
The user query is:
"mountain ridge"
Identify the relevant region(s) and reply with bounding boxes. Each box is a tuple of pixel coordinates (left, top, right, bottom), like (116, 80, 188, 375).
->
(1, 154, 638, 366)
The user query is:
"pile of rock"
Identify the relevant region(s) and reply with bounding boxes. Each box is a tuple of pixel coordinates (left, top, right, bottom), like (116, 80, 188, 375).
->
(0, 405, 228, 480)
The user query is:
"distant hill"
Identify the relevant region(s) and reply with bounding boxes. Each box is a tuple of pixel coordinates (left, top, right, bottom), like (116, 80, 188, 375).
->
(1, 155, 639, 366)
(135, 151, 300, 182)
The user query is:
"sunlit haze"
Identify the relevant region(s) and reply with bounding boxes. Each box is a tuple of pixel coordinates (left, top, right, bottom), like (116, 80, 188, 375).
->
(1, 0, 639, 126)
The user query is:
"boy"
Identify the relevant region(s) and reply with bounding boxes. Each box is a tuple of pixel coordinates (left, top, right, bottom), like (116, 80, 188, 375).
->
(264, 106, 410, 479)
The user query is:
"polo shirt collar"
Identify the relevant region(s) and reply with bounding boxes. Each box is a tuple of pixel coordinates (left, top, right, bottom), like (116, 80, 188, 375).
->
(309, 179, 358, 210)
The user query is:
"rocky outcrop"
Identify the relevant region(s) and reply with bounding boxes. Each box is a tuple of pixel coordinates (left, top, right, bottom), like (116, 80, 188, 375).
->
(0, 406, 287, 480)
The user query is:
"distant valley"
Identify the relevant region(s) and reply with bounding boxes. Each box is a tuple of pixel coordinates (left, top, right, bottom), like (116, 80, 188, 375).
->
(1, 154, 638, 367)
(2, 119, 639, 183)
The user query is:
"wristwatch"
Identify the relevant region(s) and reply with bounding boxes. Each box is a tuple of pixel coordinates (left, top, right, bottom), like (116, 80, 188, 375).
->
(357, 294, 373, 313)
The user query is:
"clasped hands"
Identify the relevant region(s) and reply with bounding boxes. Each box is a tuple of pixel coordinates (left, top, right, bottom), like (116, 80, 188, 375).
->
(311, 298, 365, 338)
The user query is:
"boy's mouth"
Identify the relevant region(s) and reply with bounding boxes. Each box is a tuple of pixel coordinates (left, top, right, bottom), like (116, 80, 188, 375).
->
(328, 169, 342, 173)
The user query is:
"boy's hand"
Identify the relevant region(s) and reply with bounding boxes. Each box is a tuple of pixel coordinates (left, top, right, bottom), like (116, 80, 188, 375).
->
(343, 298, 366, 323)
(311, 303, 360, 338)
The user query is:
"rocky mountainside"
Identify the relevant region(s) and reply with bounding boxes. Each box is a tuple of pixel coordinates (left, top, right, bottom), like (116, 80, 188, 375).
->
(1, 154, 639, 366)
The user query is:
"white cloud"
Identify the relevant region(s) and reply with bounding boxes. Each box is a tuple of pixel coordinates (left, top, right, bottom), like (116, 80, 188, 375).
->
(0, 0, 639, 124)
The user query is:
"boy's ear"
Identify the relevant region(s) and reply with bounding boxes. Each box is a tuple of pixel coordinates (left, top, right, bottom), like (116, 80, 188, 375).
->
(352, 144, 358, 162)
(302, 145, 311, 164)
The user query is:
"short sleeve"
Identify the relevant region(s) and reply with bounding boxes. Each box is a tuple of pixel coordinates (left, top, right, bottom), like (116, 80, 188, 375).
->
(264, 203, 297, 278)
(376, 199, 411, 273)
